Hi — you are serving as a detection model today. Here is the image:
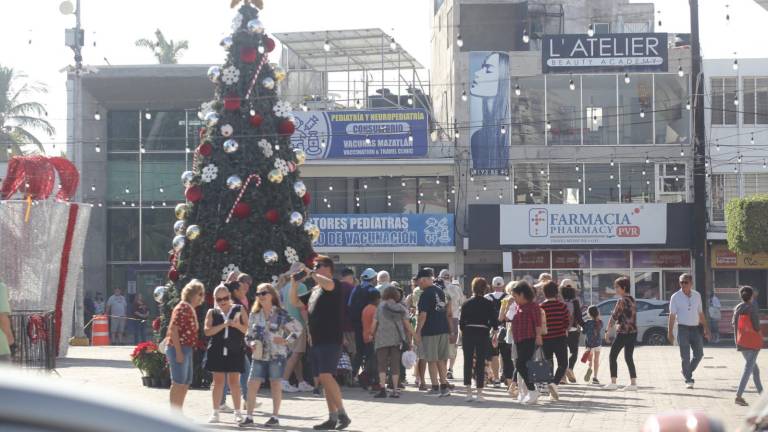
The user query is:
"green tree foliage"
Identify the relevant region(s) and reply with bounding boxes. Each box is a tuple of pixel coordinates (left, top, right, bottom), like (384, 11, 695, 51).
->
(726, 194, 768, 253)
(135, 29, 190, 64)
(0, 66, 55, 159)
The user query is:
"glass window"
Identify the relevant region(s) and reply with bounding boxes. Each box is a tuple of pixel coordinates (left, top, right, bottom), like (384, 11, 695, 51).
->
(597, 299, 617, 316)
(511, 76, 545, 146)
(549, 164, 582, 204)
(418, 177, 448, 213)
(654, 74, 690, 144)
(619, 74, 653, 144)
(107, 209, 139, 261)
(512, 251, 550, 269)
(593, 23, 610, 34)
(108, 111, 139, 152)
(555, 269, 591, 305)
(744, 77, 768, 125)
(713, 270, 738, 288)
(634, 271, 660, 299)
(591, 271, 625, 302)
(546, 75, 581, 146)
(552, 251, 590, 268)
(724, 78, 738, 125)
(107, 264, 130, 292)
(582, 75, 617, 145)
(357, 178, 387, 213)
(314, 179, 348, 213)
(142, 111, 187, 151)
(585, 163, 620, 203)
(392, 177, 417, 214)
(711, 78, 725, 125)
(592, 250, 630, 268)
(142, 153, 186, 203)
(514, 163, 547, 204)
(142, 208, 174, 261)
(663, 270, 688, 300)
(620, 163, 653, 203)
(107, 153, 139, 205)
(660, 163, 686, 193)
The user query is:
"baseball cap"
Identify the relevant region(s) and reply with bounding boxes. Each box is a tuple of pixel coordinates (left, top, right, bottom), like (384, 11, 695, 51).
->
(492, 276, 505, 287)
(416, 268, 433, 279)
(438, 269, 451, 279)
(360, 268, 377, 281)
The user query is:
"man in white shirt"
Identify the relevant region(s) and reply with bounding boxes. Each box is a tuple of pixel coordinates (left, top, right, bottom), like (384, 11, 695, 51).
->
(667, 273, 710, 389)
(106, 288, 128, 345)
(438, 269, 465, 379)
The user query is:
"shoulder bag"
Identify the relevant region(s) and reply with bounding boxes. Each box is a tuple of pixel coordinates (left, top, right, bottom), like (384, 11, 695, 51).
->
(526, 347, 554, 384)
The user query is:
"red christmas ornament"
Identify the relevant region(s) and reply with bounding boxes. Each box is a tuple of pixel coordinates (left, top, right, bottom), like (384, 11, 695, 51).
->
(249, 113, 263, 127)
(302, 191, 311, 206)
(264, 209, 279, 224)
(168, 267, 179, 282)
(197, 142, 213, 157)
(264, 37, 276, 53)
(214, 239, 230, 253)
(185, 186, 202, 203)
(303, 252, 318, 268)
(233, 202, 251, 219)
(240, 46, 258, 63)
(224, 93, 241, 111)
(198, 127, 207, 140)
(278, 118, 296, 136)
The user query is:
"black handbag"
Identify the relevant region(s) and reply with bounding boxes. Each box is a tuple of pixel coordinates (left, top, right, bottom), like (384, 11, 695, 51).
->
(526, 348, 554, 384)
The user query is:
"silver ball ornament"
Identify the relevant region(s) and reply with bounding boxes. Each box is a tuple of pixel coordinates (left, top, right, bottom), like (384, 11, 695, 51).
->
(221, 124, 234, 137)
(293, 180, 307, 198)
(207, 65, 222, 83)
(153, 286, 167, 304)
(173, 220, 186, 235)
(226, 175, 243, 190)
(172, 235, 186, 252)
(181, 171, 195, 187)
(247, 19, 265, 34)
(289, 211, 304, 226)
(262, 77, 275, 90)
(223, 139, 239, 154)
(175, 203, 189, 220)
(304, 222, 321, 242)
(293, 149, 307, 166)
(263, 250, 279, 264)
(185, 225, 201, 240)
(204, 111, 220, 127)
(220, 36, 234, 49)
(267, 169, 283, 183)
(273, 66, 287, 82)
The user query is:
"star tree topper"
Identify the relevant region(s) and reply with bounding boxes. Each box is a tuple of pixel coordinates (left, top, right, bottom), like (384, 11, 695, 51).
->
(231, 0, 264, 9)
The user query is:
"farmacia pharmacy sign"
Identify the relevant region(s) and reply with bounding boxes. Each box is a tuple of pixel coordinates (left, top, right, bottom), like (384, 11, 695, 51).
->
(500, 204, 667, 245)
(542, 33, 668, 73)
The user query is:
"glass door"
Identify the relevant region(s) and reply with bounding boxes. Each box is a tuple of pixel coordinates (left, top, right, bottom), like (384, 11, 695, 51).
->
(633, 271, 661, 300)
(662, 270, 687, 300)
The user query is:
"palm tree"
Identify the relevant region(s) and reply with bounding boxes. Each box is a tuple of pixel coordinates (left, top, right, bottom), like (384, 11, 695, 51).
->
(0, 66, 55, 159)
(135, 29, 190, 64)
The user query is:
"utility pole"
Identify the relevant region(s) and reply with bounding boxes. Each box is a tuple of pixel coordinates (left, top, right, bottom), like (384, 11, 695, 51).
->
(690, 0, 709, 297)
(63, 0, 84, 199)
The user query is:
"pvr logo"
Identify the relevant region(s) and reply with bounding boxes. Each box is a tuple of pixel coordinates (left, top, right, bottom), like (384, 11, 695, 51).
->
(617, 226, 640, 237)
(529, 208, 548, 237)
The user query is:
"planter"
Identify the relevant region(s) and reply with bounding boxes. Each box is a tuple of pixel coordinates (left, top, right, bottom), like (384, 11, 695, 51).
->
(161, 377, 171, 388)
(151, 377, 161, 388)
(141, 376, 151, 387)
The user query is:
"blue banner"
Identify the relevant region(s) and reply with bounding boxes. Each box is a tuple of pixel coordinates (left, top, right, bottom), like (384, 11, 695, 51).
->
(309, 214, 455, 248)
(289, 109, 429, 159)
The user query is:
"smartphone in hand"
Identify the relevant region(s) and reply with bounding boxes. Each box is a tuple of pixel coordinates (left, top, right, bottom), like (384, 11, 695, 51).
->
(293, 270, 307, 281)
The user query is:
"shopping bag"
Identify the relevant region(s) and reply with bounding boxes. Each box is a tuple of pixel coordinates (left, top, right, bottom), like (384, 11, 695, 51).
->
(526, 348, 554, 384)
(737, 314, 763, 350)
(580, 350, 592, 363)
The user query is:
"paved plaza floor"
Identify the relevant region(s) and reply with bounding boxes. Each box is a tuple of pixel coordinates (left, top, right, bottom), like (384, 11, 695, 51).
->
(51, 345, 762, 431)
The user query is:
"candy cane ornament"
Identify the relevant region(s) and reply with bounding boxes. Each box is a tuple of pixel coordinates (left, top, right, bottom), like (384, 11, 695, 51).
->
(244, 55, 270, 100)
(225, 174, 262, 223)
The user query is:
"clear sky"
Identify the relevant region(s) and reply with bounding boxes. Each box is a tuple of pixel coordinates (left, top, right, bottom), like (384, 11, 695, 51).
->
(2, 0, 767, 153)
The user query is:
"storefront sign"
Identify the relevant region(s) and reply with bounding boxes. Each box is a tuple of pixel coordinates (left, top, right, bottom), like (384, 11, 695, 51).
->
(552, 251, 590, 268)
(499, 204, 667, 245)
(633, 250, 691, 268)
(309, 214, 454, 248)
(289, 109, 429, 159)
(512, 251, 550, 269)
(711, 243, 768, 269)
(542, 33, 668, 73)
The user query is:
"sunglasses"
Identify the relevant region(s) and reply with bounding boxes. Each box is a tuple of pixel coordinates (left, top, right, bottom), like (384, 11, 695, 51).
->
(314, 264, 328, 270)
(680, 280, 692, 285)
(255, 291, 271, 297)
(215, 296, 230, 303)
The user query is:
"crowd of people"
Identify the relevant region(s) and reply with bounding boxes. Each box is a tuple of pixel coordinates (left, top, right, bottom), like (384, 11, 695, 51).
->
(157, 256, 764, 428)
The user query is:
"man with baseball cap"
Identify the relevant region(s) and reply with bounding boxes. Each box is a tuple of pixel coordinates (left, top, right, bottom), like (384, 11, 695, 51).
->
(414, 268, 453, 397)
(439, 269, 465, 380)
(484, 276, 508, 388)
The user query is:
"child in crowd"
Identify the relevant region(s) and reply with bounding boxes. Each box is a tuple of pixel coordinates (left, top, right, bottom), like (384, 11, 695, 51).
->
(361, 290, 381, 390)
(582, 305, 603, 385)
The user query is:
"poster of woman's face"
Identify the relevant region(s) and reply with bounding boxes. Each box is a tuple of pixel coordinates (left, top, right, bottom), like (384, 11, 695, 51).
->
(469, 51, 510, 176)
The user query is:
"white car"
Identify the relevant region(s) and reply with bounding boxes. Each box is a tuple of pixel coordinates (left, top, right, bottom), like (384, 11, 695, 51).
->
(594, 298, 670, 345)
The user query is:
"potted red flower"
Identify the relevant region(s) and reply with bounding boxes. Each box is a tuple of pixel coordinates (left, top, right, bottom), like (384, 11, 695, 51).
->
(130, 341, 165, 387)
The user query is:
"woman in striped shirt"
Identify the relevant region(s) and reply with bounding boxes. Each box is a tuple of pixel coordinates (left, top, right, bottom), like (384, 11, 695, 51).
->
(540, 281, 569, 401)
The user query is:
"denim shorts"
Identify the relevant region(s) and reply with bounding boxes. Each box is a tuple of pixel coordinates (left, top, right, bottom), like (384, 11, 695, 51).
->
(249, 359, 285, 382)
(166, 345, 194, 385)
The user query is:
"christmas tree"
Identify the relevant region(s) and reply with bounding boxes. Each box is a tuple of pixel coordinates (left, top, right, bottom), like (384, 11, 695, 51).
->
(158, 1, 318, 360)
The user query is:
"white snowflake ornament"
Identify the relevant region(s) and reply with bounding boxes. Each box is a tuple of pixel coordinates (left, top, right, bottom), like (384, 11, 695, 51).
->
(201, 164, 219, 183)
(222, 263, 240, 281)
(285, 247, 299, 264)
(221, 66, 241, 85)
(274, 158, 289, 175)
(258, 139, 273, 158)
(231, 13, 244, 32)
(273, 100, 292, 118)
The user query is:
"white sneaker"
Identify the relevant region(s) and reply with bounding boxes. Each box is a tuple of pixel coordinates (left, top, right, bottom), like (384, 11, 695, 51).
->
(208, 412, 220, 423)
(516, 390, 526, 403)
(475, 395, 486, 402)
(686, 382, 695, 390)
(548, 384, 560, 401)
(234, 411, 244, 423)
(465, 393, 474, 402)
(218, 404, 234, 413)
(298, 381, 314, 392)
(282, 380, 299, 393)
(523, 390, 539, 405)
(604, 383, 619, 390)
(624, 384, 638, 391)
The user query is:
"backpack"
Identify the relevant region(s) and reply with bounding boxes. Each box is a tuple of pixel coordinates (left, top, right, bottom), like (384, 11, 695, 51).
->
(485, 292, 507, 317)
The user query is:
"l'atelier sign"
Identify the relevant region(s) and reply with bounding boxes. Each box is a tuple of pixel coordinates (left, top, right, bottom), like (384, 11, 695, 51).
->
(542, 33, 668, 73)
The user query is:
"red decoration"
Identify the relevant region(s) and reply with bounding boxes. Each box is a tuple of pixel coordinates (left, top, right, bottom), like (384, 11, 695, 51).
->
(53, 204, 79, 355)
(233, 202, 251, 219)
(225, 174, 261, 223)
(197, 142, 213, 157)
(249, 113, 264, 127)
(168, 267, 179, 282)
(152, 317, 161, 332)
(302, 191, 311, 206)
(265, 37, 276, 53)
(264, 209, 279, 224)
(240, 46, 258, 63)
(278, 118, 296, 136)
(1, 155, 80, 201)
(214, 239, 230, 253)
(224, 93, 241, 111)
(198, 127, 207, 140)
(185, 186, 202, 203)
(303, 252, 319, 267)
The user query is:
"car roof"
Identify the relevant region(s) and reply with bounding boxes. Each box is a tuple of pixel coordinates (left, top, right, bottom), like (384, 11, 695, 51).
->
(596, 298, 668, 306)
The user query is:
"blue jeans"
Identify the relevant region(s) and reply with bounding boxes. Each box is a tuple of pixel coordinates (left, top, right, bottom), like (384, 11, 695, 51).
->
(678, 325, 704, 382)
(249, 359, 286, 381)
(166, 346, 193, 385)
(132, 321, 147, 344)
(737, 349, 764, 397)
(220, 355, 250, 405)
(708, 318, 720, 343)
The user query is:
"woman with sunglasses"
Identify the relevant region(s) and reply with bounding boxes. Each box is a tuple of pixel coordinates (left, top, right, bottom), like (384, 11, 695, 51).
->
(241, 283, 303, 428)
(204, 285, 249, 424)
